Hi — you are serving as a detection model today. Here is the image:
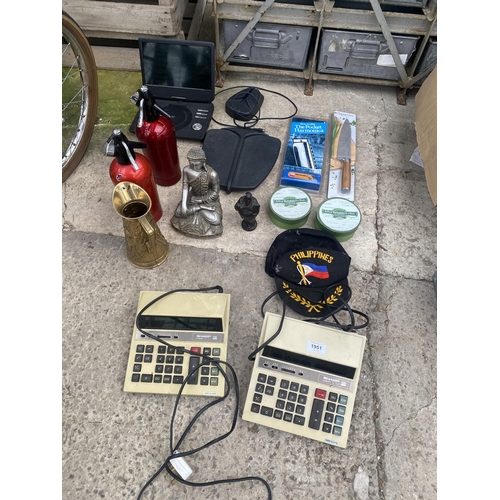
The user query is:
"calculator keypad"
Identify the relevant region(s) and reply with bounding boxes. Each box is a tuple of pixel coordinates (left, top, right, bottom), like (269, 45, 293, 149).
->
(129, 344, 221, 388)
(249, 373, 348, 438)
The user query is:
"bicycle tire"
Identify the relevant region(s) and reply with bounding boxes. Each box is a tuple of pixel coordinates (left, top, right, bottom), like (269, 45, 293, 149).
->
(62, 11, 98, 182)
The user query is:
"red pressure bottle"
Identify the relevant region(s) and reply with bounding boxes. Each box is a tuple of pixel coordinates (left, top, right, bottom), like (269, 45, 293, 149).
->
(133, 86, 181, 186)
(103, 129, 163, 221)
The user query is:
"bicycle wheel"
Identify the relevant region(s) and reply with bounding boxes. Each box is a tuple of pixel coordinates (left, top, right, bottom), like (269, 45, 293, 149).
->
(62, 11, 98, 182)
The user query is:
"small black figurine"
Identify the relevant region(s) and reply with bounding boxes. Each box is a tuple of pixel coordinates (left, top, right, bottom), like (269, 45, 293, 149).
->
(235, 192, 260, 231)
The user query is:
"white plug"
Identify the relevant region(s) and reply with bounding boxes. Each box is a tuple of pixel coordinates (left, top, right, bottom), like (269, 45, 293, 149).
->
(169, 452, 192, 481)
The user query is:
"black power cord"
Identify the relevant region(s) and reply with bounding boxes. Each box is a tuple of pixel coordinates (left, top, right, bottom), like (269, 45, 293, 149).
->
(211, 85, 298, 129)
(134, 286, 272, 500)
(248, 285, 369, 362)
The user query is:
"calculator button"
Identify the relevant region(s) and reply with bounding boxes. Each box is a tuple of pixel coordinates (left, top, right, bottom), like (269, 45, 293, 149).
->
(255, 383, 265, 393)
(322, 423, 332, 433)
(315, 388, 327, 399)
(173, 376, 183, 384)
(333, 426, 342, 436)
(273, 409, 283, 420)
(163, 375, 172, 383)
(324, 412, 334, 423)
(265, 386, 275, 396)
(328, 392, 338, 402)
(141, 374, 153, 382)
(203, 347, 211, 356)
(136, 345, 145, 353)
(174, 366, 182, 374)
(190, 346, 201, 354)
(158, 346, 166, 354)
(285, 402, 295, 413)
(145, 345, 154, 353)
(260, 406, 273, 417)
(187, 357, 200, 385)
(154, 375, 162, 383)
(293, 415, 305, 426)
(155, 365, 163, 373)
(290, 382, 299, 392)
(257, 373, 267, 383)
(200, 377, 209, 385)
(326, 402, 336, 413)
(134, 354, 143, 362)
(287, 392, 297, 402)
(251, 404, 260, 413)
(176, 347, 185, 354)
(133, 364, 142, 372)
(299, 385, 309, 394)
(253, 394, 263, 403)
(144, 355, 153, 363)
(298, 395, 307, 405)
(212, 348, 221, 356)
(175, 356, 184, 364)
(339, 395, 348, 405)
(166, 356, 174, 364)
(165, 365, 173, 374)
(210, 377, 218, 386)
(278, 389, 287, 399)
(337, 405, 346, 416)
(280, 380, 290, 389)
(211, 367, 219, 376)
(131, 374, 140, 382)
(167, 346, 176, 354)
(295, 405, 305, 416)
(156, 355, 165, 363)
(276, 399, 286, 410)
(309, 399, 325, 430)
(267, 376, 277, 386)
(284, 413, 293, 423)
(334, 415, 344, 426)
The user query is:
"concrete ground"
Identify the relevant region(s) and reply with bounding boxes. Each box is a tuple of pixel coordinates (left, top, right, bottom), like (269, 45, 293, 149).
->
(62, 9, 437, 499)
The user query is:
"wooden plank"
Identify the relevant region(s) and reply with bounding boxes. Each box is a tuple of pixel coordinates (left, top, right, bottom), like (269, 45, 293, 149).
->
(62, 0, 189, 37)
(215, 1, 436, 36)
(187, 0, 207, 39)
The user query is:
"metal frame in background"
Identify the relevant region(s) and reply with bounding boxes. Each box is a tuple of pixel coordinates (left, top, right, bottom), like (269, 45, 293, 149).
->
(213, 0, 437, 104)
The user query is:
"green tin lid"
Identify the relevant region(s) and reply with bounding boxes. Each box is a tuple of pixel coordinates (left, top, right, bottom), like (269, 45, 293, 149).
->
(315, 197, 361, 242)
(269, 187, 312, 229)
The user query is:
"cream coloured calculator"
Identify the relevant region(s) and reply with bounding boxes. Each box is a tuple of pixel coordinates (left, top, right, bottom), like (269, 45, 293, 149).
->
(123, 291, 231, 397)
(242, 312, 366, 448)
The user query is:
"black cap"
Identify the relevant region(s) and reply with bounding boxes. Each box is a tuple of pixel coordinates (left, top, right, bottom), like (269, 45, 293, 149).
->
(265, 228, 351, 317)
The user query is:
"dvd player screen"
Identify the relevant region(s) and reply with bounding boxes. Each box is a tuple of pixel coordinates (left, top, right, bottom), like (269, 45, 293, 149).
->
(141, 41, 212, 91)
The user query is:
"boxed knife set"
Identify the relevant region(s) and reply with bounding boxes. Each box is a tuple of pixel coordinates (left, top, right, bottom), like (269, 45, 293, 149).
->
(328, 111, 357, 201)
(278, 116, 330, 193)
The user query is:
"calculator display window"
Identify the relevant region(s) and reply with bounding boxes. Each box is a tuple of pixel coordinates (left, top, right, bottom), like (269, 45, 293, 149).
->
(138, 315, 223, 332)
(262, 345, 356, 380)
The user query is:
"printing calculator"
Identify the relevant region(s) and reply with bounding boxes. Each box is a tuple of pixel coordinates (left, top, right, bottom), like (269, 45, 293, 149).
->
(242, 313, 366, 448)
(123, 291, 231, 397)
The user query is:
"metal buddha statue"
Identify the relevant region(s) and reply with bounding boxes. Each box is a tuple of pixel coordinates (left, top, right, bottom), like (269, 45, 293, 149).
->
(170, 147, 223, 238)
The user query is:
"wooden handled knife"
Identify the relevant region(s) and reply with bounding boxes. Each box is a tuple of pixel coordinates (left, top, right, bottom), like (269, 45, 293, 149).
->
(337, 118, 352, 193)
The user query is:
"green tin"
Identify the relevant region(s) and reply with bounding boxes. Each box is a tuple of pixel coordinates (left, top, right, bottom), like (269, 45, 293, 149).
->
(269, 187, 312, 229)
(315, 197, 361, 241)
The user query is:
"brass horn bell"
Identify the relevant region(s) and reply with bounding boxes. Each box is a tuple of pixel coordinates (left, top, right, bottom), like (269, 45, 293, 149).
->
(112, 182, 169, 269)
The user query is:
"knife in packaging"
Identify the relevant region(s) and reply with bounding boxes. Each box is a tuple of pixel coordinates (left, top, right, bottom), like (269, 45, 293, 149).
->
(337, 118, 352, 193)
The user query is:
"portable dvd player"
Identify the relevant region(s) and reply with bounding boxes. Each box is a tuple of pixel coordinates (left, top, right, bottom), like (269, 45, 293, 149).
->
(130, 38, 215, 141)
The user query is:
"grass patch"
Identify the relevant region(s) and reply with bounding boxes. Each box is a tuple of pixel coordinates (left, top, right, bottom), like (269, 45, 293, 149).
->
(96, 70, 142, 129)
